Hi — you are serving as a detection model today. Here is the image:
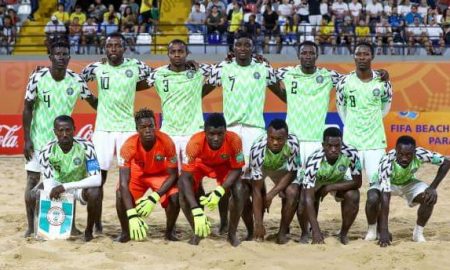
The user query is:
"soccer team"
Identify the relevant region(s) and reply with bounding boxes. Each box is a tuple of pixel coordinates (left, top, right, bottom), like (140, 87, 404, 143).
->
(22, 30, 450, 248)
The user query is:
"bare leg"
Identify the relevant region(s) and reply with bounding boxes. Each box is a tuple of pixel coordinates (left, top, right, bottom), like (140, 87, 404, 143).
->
(24, 171, 40, 237)
(179, 190, 200, 245)
(339, 189, 360, 245)
(218, 191, 230, 235)
(114, 190, 130, 243)
(228, 179, 248, 247)
(84, 187, 101, 242)
(165, 193, 180, 241)
(277, 184, 299, 244)
(95, 169, 108, 233)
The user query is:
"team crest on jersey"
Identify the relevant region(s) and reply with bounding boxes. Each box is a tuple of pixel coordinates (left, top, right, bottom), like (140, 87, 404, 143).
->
(253, 72, 260, 79)
(73, 157, 82, 166)
(170, 157, 177, 164)
(221, 153, 229, 159)
(186, 70, 195, 79)
(125, 69, 133, 78)
(338, 165, 346, 172)
(236, 152, 244, 162)
(155, 154, 164, 161)
(316, 75, 324, 84)
(66, 87, 74, 96)
(373, 88, 381, 96)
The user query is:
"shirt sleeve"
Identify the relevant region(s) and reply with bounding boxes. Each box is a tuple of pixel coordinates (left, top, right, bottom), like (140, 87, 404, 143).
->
(249, 139, 266, 180)
(335, 75, 348, 123)
(80, 139, 101, 176)
(39, 142, 56, 182)
(80, 62, 100, 82)
(135, 59, 152, 81)
(275, 67, 290, 81)
(146, 69, 157, 88)
(265, 62, 277, 86)
(163, 135, 178, 169)
(24, 69, 44, 102)
(378, 151, 395, 192)
(287, 134, 301, 172)
(71, 71, 93, 100)
(415, 147, 445, 166)
(182, 134, 203, 172)
(199, 63, 212, 78)
(207, 62, 223, 86)
(302, 149, 324, 189)
(329, 69, 344, 87)
(228, 133, 245, 169)
(341, 143, 362, 175)
(119, 137, 136, 168)
(380, 80, 393, 117)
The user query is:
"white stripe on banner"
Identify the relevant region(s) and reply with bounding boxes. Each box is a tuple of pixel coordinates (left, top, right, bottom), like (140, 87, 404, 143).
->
(37, 190, 74, 240)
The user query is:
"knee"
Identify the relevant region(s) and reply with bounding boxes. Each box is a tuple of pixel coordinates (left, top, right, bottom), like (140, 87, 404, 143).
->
(285, 185, 299, 202)
(366, 190, 380, 206)
(85, 187, 101, 202)
(169, 193, 180, 206)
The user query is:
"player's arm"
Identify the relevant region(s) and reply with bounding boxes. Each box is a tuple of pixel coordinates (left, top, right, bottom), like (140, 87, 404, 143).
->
(135, 60, 153, 92)
(267, 64, 287, 103)
(380, 80, 393, 117)
(77, 75, 98, 110)
(84, 95, 98, 110)
(266, 171, 296, 207)
(330, 69, 344, 87)
(202, 62, 222, 98)
(179, 170, 199, 208)
(429, 158, 450, 190)
(119, 166, 134, 210)
(23, 71, 39, 161)
(335, 77, 347, 123)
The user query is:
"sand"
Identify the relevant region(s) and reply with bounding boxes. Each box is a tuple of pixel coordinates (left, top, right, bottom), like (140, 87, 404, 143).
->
(1, 157, 450, 270)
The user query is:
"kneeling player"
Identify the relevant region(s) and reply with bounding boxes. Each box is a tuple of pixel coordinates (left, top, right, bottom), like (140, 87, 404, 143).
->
(367, 136, 450, 247)
(250, 119, 301, 244)
(301, 127, 362, 244)
(178, 113, 249, 246)
(38, 115, 102, 241)
(116, 108, 180, 242)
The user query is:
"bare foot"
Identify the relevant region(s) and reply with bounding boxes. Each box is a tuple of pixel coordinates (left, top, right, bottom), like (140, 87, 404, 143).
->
(94, 222, 103, 234)
(165, 230, 180, 241)
(24, 228, 34, 238)
(339, 233, 349, 245)
(244, 232, 253, 241)
(276, 233, 289, 244)
(219, 223, 228, 235)
(84, 230, 94, 242)
(188, 236, 201, 245)
(113, 233, 130, 243)
(299, 233, 309, 244)
(228, 234, 241, 247)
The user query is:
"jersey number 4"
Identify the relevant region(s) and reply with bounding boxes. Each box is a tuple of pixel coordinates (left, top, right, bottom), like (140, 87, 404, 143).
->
(43, 94, 51, 108)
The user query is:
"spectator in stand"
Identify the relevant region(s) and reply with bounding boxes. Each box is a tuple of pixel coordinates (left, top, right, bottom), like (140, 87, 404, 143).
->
(280, 0, 295, 35)
(375, 16, 394, 54)
(338, 15, 354, 53)
(298, 16, 315, 42)
(398, 0, 412, 16)
(7, 8, 19, 26)
(122, 6, 138, 32)
(307, 0, 322, 29)
(331, 0, 349, 25)
(405, 5, 423, 24)
(53, 3, 70, 24)
(383, 0, 394, 16)
(207, 0, 226, 14)
(263, 3, 282, 53)
(192, 0, 207, 13)
(316, 15, 336, 53)
(349, 0, 362, 25)
(227, 0, 243, 14)
(355, 18, 371, 42)
(0, 5, 5, 27)
(418, 0, 429, 17)
(366, 0, 383, 32)
(28, 0, 39, 21)
(81, 16, 99, 54)
(69, 16, 82, 54)
(389, 7, 405, 31)
(260, 0, 272, 13)
(1, 15, 16, 54)
(227, 2, 244, 51)
(424, 7, 438, 24)
(206, 5, 226, 37)
(186, 2, 206, 33)
(320, 0, 329, 17)
(104, 4, 121, 25)
(286, 13, 301, 44)
(426, 17, 445, 54)
(89, 0, 107, 23)
(294, 0, 309, 24)
(139, 1, 160, 33)
(243, 13, 261, 50)
(44, 16, 67, 52)
(70, 5, 86, 26)
(129, 0, 140, 14)
(407, 16, 428, 54)
(123, 23, 138, 54)
(100, 15, 119, 47)
(119, 0, 129, 15)
(437, 0, 450, 13)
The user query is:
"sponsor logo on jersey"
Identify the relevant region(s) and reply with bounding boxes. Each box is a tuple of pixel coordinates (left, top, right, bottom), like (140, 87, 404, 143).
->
(349, 89, 357, 93)
(66, 87, 74, 96)
(125, 69, 133, 78)
(373, 88, 380, 96)
(316, 75, 324, 84)
(186, 70, 195, 79)
(338, 164, 346, 172)
(47, 206, 66, 226)
(73, 157, 82, 166)
(155, 154, 164, 161)
(253, 72, 261, 79)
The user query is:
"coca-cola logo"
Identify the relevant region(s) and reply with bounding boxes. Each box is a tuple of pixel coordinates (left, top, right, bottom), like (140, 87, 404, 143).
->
(76, 124, 93, 141)
(0, 125, 20, 148)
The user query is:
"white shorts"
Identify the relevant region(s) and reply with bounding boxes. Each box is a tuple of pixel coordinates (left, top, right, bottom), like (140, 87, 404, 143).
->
(370, 179, 428, 207)
(300, 141, 322, 167)
(25, 150, 42, 173)
(170, 134, 192, 170)
(228, 124, 265, 179)
(357, 149, 385, 184)
(92, 131, 136, 171)
(44, 179, 87, 205)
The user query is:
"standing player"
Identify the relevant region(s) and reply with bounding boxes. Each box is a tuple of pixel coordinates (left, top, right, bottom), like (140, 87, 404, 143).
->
(203, 31, 284, 236)
(301, 127, 362, 245)
(81, 32, 151, 231)
(367, 136, 450, 246)
(116, 108, 180, 242)
(250, 119, 301, 244)
(178, 114, 246, 246)
(23, 41, 97, 237)
(38, 115, 102, 241)
(335, 42, 392, 238)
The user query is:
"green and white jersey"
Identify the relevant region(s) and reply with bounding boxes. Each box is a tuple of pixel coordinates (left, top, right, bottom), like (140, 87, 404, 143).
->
(81, 58, 151, 132)
(336, 71, 392, 150)
(302, 143, 361, 189)
(276, 66, 342, 141)
(208, 60, 277, 129)
(147, 64, 211, 136)
(376, 147, 445, 192)
(24, 68, 92, 151)
(249, 133, 301, 180)
(39, 137, 101, 184)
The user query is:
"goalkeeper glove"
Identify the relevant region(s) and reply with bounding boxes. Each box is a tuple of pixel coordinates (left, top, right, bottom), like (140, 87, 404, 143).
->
(127, 208, 148, 241)
(200, 186, 225, 211)
(191, 207, 211, 238)
(136, 192, 161, 217)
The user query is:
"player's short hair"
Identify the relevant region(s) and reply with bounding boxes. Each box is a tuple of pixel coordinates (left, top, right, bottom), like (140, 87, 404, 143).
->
(268, 119, 288, 133)
(54, 115, 74, 128)
(234, 30, 252, 42)
(355, 41, 375, 57)
(134, 108, 155, 125)
(204, 113, 226, 130)
(49, 40, 70, 54)
(298, 41, 319, 55)
(106, 32, 126, 45)
(396, 135, 416, 148)
(168, 39, 189, 53)
(323, 127, 342, 141)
